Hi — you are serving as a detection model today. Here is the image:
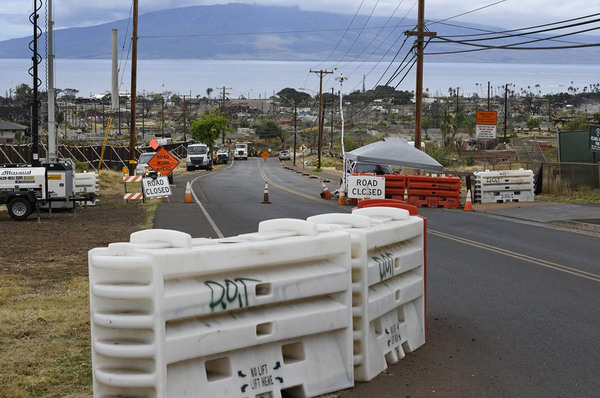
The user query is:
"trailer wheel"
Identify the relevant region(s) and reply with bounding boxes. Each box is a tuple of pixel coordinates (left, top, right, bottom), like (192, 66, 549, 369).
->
(7, 197, 32, 221)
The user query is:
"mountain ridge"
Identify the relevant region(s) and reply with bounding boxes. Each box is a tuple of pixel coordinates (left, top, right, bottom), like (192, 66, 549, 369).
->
(0, 3, 598, 64)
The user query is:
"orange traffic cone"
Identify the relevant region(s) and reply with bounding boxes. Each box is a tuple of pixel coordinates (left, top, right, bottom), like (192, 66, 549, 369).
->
(262, 183, 271, 204)
(337, 183, 347, 205)
(464, 189, 473, 211)
(320, 180, 332, 199)
(184, 181, 193, 203)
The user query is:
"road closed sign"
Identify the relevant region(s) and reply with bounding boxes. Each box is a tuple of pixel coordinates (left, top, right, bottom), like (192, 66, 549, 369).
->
(347, 175, 385, 200)
(142, 176, 172, 198)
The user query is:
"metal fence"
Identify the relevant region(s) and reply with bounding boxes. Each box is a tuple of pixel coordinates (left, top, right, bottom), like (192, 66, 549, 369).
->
(0, 143, 189, 171)
(492, 161, 600, 193)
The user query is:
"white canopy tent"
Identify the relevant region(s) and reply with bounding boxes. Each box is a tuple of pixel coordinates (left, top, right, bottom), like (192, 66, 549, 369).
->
(345, 137, 443, 173)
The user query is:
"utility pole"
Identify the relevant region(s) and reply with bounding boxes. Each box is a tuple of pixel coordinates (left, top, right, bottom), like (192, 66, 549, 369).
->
(128, 0, 138, 175)
(293, 101, 297, 166)
(405, 0, 435, 151)
(217, 87, 231, 145)
(310, 69, 333, 168)
(161, 95, 165, 136)
(181, 94, 189, 142)
(487, 81, 491, 111)
(504, 83, 509, 143)
(330, 87, 334, 151)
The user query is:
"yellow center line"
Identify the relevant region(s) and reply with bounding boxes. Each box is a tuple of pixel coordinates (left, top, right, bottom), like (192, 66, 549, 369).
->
(429, 229, 600, 283)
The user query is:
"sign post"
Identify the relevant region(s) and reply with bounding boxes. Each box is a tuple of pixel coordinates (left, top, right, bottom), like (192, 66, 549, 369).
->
(299, 145, 307, 169)
(476, 110, 498, 170)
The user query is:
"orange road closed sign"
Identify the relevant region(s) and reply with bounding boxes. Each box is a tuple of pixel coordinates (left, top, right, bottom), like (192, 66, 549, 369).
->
(476, 110, 497, 125)
(148, 148, 179, 176)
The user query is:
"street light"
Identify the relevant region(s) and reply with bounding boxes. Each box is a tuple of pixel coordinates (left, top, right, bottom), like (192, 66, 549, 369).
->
(334, 74, 348, 191)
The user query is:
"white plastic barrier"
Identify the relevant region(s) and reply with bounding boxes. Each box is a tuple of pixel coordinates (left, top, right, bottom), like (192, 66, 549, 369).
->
(307, 207, 425, 382)
(473, 169, 534, 204)
(74, 172, 99, 205)
(89, 220, 353, 398)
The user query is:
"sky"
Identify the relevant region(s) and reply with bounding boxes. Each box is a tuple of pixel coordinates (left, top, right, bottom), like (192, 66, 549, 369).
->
(0, 0, 598, 41)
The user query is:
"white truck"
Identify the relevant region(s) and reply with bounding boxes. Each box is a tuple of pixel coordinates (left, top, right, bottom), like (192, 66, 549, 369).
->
(234, 142, 248, 160)
(185, 143, 213, 171)
(0, 163, 97, 221)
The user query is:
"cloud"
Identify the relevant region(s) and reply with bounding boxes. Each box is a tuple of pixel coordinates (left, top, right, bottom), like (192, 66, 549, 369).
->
(0, 0, 598, 41)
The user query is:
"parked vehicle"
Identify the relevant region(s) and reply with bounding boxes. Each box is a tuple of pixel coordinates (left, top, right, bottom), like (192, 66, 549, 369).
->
(341, 161, 394, 185)
(234, 142, 248, 160)
(185, 144, 212, 171)
(216, 148, 229, 164)
(136, 152, 175, 183)
(278, 150, 291, 160)
(0, 163, 96, 221)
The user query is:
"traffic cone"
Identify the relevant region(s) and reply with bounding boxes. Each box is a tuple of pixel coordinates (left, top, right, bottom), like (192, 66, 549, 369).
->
(184, 181, 193, 203)
(337, 183, 347, 205)
(262, 183, 271, 204)
(320, 180, 332, 199)
(464, 189, 473, 211)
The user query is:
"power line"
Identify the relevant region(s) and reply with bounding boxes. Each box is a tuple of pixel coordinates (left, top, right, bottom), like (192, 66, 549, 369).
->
(336, 0, 381, 65)
(430, 17, 600, 44)
(426, 0, 507, 27)
(432, 12, 600, 38)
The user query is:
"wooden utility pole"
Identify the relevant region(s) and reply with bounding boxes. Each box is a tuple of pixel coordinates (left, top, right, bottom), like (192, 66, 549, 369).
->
(310, 69, 332, 168)
(487, 81, 491, 111)
(504, 84, 509, 143)
(217, 87, 231, 144)
(128, 0, 138, 175)
(161, 95, 165, 136)
(456, 87, 459, 114)
(182, 95, 187, 142)
(406, 0, 435, 151)
(293, 101, 297, 166)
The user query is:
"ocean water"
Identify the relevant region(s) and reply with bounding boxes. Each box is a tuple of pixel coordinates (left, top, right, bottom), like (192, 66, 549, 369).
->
(1, 58, 599, 99)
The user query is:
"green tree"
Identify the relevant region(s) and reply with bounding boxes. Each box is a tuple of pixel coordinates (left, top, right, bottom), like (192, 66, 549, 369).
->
(564, 115, 589, 131)
(277, 88, 312, 106)
(255, 119, 283, 143)
(440, 109, 456, 147)
(526, 117, 541, 129)
(190, 111, 232, 151)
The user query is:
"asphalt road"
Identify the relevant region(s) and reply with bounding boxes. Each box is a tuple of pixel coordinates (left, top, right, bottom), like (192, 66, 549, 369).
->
(154, 158, 600, 398)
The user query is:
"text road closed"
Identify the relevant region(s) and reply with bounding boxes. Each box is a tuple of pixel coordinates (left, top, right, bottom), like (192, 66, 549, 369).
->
(142, 176, 172, 198)
(347, 175, 385, 199)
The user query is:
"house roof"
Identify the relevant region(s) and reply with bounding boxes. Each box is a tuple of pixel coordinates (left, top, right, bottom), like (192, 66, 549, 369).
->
(0, 121, 28, 131)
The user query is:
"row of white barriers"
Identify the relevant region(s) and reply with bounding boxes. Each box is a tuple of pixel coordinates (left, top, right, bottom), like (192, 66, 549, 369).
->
(473, 169, 534, 204)
(74, 172, 99, 205)
(89, 205, 426, 397)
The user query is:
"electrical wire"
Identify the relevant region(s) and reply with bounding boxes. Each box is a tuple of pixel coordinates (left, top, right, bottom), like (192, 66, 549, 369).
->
(431, 12, 600, 38)
(426, 0, 507, 27)
(431, 25, 600, 50)
(336, 0, 381, 65)
(429, 17, 600, 44)
(118, 1, 134, 89)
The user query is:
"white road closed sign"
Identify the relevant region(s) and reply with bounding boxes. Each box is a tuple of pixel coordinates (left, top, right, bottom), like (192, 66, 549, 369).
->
(347, 175, 385, 200)
(142, 176, 172, 198)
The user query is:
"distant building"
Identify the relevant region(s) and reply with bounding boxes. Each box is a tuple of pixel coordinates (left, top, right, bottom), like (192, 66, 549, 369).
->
(0, 121, 28, 144)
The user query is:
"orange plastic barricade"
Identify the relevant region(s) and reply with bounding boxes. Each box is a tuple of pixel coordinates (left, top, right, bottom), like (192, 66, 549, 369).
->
(406, 175, 461, 208)
(383, 174, 407, 199)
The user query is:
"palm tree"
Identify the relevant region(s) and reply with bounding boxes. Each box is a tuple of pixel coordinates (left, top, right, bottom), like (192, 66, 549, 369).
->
(440, 109, 456, 147)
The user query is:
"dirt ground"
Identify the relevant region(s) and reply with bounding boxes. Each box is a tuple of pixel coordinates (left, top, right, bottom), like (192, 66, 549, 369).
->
(0, 191, 147, 397)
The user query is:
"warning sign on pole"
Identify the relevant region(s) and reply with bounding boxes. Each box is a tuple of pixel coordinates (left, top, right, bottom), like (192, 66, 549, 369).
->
(476, 110, 498, 139)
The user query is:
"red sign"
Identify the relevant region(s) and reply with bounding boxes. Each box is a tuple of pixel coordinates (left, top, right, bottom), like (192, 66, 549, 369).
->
(147, 148, 179, 176)
(149, 138, 160, 150)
